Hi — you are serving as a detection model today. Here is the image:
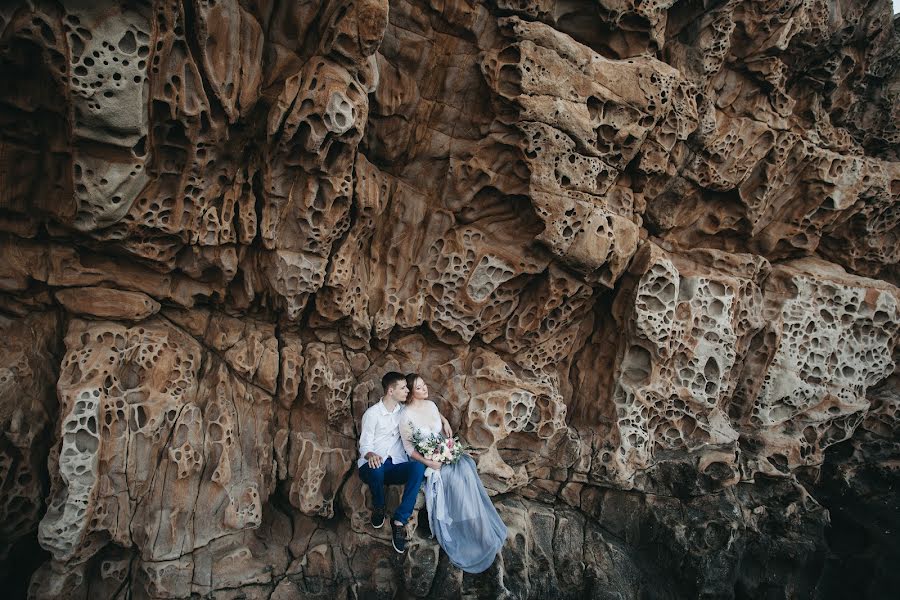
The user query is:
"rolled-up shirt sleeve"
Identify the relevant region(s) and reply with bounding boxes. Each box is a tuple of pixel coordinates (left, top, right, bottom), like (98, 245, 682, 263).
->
(358, 408, 376, 459)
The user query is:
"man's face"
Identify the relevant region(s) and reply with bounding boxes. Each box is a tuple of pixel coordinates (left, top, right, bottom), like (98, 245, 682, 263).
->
(391, 380, 410, 402)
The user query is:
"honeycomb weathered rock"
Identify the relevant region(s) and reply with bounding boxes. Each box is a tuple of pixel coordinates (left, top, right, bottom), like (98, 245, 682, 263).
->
(0, 0, 898, 598)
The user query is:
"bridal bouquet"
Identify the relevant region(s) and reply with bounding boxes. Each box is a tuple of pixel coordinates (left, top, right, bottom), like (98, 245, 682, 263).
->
(410, 429, 466, 465)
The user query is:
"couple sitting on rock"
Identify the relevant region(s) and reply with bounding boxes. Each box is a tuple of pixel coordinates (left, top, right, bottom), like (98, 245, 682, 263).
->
(357, 371, 507, 573)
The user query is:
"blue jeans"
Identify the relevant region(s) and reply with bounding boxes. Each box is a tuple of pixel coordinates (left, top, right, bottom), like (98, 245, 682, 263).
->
(358, 458, 425, 524)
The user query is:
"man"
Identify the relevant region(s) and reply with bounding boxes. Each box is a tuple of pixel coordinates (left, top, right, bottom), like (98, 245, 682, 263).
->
(357, 371, 425, 554)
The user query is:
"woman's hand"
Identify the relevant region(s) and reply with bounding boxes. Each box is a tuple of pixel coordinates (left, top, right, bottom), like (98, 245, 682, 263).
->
(426, 459, 443, 471)
(441, 417, 453, 437)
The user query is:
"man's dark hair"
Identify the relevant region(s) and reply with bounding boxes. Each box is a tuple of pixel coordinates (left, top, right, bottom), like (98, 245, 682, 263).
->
(382, 371, 406, 393)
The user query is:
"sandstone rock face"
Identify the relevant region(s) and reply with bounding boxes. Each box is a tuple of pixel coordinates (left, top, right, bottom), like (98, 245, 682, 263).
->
(0, 312, 60, 585)
(0, 0, 898, 598)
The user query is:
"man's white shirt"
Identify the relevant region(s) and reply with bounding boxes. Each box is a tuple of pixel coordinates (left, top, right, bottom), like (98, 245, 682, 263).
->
(358, 399, 408, 468)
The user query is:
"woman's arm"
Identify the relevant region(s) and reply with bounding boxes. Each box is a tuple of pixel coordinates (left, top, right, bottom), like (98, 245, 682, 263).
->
(400, 416, 442, 470)
(409, 448, 442, 471)
(432, 401, 453, 437)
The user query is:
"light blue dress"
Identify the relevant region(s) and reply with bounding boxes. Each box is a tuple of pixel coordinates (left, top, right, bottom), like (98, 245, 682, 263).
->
(400, 402, 508, 573)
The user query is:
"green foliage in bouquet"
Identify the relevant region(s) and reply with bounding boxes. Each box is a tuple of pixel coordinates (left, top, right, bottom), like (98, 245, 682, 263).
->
(410, 428, 467, 464)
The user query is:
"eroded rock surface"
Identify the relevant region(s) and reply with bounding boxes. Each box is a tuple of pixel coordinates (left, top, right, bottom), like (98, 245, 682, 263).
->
(0, 312, 60, 589)
(0, 0, 898, 598)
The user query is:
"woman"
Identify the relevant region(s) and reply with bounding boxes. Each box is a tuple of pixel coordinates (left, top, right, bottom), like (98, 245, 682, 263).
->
(399, 373, 507, 573)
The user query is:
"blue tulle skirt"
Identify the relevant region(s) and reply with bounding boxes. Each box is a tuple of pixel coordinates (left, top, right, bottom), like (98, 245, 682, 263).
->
(424, 454, 508, 573)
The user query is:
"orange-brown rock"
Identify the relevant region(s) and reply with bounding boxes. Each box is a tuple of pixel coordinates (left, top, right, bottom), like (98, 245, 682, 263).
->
(0, 0, 898, 598)
(54, 287, 160, 321)
(0, 312, 61, 586)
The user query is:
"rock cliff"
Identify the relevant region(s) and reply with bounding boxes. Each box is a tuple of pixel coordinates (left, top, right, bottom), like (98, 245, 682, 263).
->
(1, 0, 898, 598)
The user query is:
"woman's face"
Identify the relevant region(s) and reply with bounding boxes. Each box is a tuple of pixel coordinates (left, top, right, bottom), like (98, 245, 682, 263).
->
(411, 377, 428, 400)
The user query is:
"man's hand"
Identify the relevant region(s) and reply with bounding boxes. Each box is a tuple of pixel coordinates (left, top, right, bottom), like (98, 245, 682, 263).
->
(441, 417, 453, 437)
(365, 452, 383, 469)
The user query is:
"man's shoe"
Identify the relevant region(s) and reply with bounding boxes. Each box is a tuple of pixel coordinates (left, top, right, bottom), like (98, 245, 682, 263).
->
(391, 520, 407, 553)
(371, 507, 385, 529)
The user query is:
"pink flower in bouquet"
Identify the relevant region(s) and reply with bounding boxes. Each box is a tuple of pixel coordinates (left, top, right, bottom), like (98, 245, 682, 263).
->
(447, 438, 455, 448)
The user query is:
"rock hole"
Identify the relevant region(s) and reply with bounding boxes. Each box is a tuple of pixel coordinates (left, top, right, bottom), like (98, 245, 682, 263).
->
(703, 357, 719, 380)
(74, 429, 98, 453)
